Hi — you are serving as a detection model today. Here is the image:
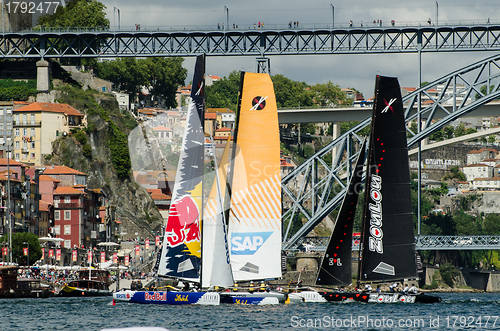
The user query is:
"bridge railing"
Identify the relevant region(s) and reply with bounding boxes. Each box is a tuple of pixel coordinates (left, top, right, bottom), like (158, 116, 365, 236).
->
(8, 19, 500, 34)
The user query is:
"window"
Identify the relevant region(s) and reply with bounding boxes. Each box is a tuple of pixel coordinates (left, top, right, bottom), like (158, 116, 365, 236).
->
(15, 141, 19, 149)
(23, 141, 27, 149)
(31, 153, 35, 159)
(30, 128, 35, 137)
(22, 114, 27, 125)
(30, 114, 35, 125)
(14, 114, 19, 124)
(31, 142, 35, 149)
(6, 121, 11, 130)
(23, 128, 27, 136)
(64, 210, 71, 220)
(0, 122, 3, 130)
(65, 196, 71, 203)
(14, 153, 19, 160)
(64, 240, 71, 249)
(54, 210, 60, 220)
(0, 108, 3, 116)
(15, 128, 19, 136)
(64, 225, 71, 235)
(54, 225, 60, 235)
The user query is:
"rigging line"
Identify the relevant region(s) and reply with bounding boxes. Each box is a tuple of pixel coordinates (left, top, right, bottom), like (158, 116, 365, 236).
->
(318, 267, 350, 286)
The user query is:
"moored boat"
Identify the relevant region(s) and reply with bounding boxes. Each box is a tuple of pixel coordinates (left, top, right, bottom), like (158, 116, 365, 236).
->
(58, 268, 111, 297)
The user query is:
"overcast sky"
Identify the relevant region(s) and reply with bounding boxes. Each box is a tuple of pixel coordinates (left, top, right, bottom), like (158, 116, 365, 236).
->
(98, 0, 500, 98)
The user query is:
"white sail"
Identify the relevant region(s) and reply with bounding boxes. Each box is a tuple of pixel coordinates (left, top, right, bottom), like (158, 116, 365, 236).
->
(201, 139, 234, 288)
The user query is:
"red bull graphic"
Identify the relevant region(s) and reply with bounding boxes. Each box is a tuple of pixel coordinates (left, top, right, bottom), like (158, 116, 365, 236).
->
(135, 245, 140, 256)
(113, 253, 118, 264)
(165, 196, 201, 247)
(124, 255, 129, 266)
(49, 249, 54, 258)
(145, 292, 167, 301)
(23, 247, 28, 256)
(101, 251, 106, 263)
(56, 249, 61, 261)
(72, 250, 77, 262)
(145, 239, 150, 250)
(155, 236, 160, 246)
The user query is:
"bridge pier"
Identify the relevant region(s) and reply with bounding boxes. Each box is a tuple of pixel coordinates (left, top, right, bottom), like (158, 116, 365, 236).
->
(36, 60, 51, 92)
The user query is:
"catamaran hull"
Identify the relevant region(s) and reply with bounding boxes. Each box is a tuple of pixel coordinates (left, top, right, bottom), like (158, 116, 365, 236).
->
(113, 290, 220, 305)
(59, 286, 111, 297)
(319, 291, 441, 303)
(220, 291, 285, 303)
(220, 294, 279, 305)
(288, 291, 328, 303)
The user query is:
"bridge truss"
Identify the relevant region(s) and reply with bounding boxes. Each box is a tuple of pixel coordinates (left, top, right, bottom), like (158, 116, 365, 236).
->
(3, 24, 500, 58)
(282, 53, 500, 250)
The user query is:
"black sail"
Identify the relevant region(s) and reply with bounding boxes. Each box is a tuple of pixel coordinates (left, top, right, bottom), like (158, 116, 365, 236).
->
(359, 76, 417, 283)
(316, 140, 366, 286)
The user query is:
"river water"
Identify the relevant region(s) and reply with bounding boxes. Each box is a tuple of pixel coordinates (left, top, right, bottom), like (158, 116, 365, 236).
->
(1, 293, 500, 330)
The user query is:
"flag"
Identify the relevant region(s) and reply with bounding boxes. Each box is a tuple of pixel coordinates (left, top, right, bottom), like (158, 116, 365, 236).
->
(49, 249, 54, 258)
(56, 249, 61, 261)
(23, 247, 28, 256)
(145, 239, 150, 250)
(113, 253, 118, 264)
(100, 251, 106, 263)
(135, 245, 140, 256)
(155, 235, 160, 246)
(124, 255, 129, 266)
(72, 250, 77, 262)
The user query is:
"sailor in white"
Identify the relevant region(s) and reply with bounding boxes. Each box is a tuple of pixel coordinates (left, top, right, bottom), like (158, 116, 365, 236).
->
(409, 284, 418, 294)
(403, 284, 409, 294)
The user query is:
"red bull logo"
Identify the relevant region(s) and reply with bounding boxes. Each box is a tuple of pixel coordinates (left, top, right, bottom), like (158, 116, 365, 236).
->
(145, 292, 167, 301)
(165, 196, 201, 247)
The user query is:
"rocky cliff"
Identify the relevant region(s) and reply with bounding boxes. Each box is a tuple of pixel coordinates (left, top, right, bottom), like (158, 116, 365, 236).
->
(44, 86, 163, 240)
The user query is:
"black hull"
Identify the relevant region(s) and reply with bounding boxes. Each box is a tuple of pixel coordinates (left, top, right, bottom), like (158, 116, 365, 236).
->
(319, 291, 441, 304)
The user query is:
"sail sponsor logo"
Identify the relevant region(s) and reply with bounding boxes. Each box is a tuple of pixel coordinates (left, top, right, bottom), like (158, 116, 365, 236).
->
(145, 292, 167, 301)
(381, 98, 396, 113)
(250, 96, 267, 111)
(174, 294, 189, 302)
(368, 175, 383, 254)
(368, 293, 415, 303)
(165, 196, 201, 247)
(231, 232, 273, 255)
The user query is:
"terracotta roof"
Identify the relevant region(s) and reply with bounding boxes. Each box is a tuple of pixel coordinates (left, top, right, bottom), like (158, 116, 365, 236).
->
(205, 113, 217, 120)
(53, 186, 84, 195)
(0, 158, 24, 166)
(402, 87, 416, 92)
(38, 200, 52, 212)
(457, 181, 469, 184)
(207, 75, 221, 80)
(153, 126, 172, 131)
(482, 159, 498, 162)
(14, 102, 83, 116)
(43, 165, 87, 175)
(39, 175, 60, 182)
(216, 127, 231, 132)
(0, 174, 20, 182)
(206, 108, 234, 113)
(147, 189, 171, 200)
(73, 184, 86, 188)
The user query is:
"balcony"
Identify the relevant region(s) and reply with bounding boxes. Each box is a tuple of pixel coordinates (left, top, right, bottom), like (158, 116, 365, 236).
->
(57, 202, 82, 209)
(21, 147, 29, 153)
(13, 121, 42, 127)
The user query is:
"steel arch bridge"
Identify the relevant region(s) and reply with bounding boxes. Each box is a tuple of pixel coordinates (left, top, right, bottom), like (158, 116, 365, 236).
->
(282, 53, 500, 250)
(3, 24, 500, 58)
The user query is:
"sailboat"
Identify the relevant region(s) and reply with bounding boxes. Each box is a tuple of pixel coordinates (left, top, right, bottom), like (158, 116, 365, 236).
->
(113, 54, 221, 305)
(218, 71, 285, 304)
(315, 75, 441, 304)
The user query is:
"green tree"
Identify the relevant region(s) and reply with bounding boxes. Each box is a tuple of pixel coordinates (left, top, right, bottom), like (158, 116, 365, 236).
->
(95, 58, 147, 103)
(205, 70, 241, 111)
(143, 57, 187, 109)
(309, 81, 348, 107)
(454, 210, 481, 235)
(37, 0, 109, 28)
(272, 74, 314, 108)
(483, 213, 500, 234)
(0, 233, 42, 266)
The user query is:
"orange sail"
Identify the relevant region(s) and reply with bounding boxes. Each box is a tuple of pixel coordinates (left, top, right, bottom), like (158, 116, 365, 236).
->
(228, 72, 282, 281)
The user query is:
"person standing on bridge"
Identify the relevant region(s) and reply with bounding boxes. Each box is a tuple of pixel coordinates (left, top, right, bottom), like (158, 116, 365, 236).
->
(428, 18, 432, 25)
